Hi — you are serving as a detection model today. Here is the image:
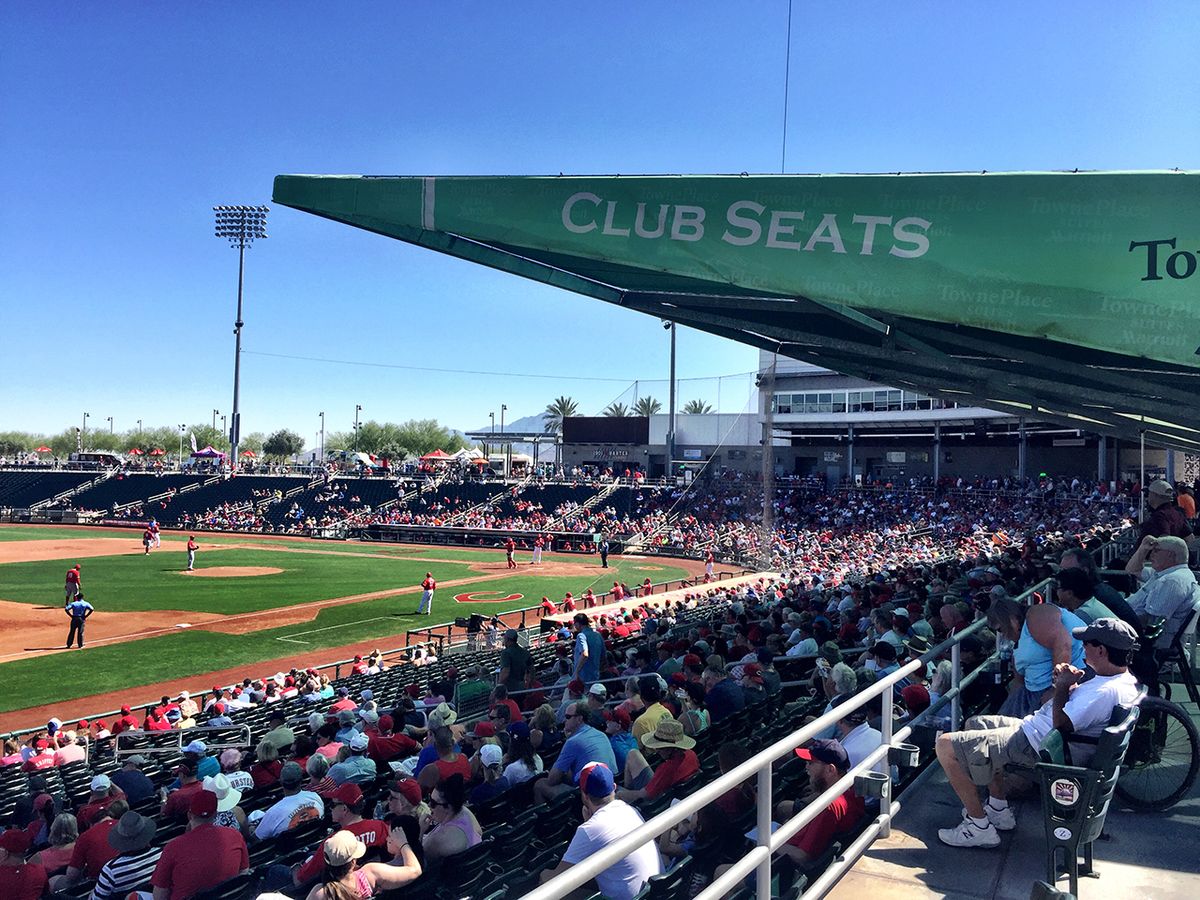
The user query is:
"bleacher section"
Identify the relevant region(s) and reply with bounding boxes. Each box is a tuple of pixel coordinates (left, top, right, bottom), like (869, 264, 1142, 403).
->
(69, 473, 209, 514)
(0, 471, 95, 509)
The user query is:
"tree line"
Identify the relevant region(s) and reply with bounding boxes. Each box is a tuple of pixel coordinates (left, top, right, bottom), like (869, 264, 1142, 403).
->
(543, 395, 713, 428)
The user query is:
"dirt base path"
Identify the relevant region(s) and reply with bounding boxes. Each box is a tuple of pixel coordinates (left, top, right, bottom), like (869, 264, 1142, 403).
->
(0, 536, 187, 564)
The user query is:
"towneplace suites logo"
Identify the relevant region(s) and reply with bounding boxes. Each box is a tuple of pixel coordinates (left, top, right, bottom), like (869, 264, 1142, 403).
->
(1129, 238, 1197, 281)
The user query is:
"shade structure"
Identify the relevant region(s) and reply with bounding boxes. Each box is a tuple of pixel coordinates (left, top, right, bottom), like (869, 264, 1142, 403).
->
(191, 446, 227, 459)
(275, 170, 1200, 451)
(420, 449, 451, 460)
(148, 448, 165, 456)
(127, 448, 144, 456)
(241, 450, 256, 458)
(35, 446, 52, 453)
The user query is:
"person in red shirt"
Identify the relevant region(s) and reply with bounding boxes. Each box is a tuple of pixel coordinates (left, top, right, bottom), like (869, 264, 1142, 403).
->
(532, 534, 544, 565)
(777, 740, 865, 865)
(329, 687, 357, 714)
(58, 800, 126, 890)
(110, 705, 139, 735)
(562, 592, 577, 612)
(151, 790, 249, 900)
(291, 783, 387, 887)
(617, 719, 699, 803)
(539, 596, 558, 617)
(489, 686, 522, 725)
(504, 538, 517, 569)
(611, 582, 624, 602)
(22, 740, 56, 772)
(582, 588, 596, 609)
(161, 762, 203, 822)
(77, 776, 126, 831)
(143, 708, 171, 732)
(417, 572, 437, 615)
(416, 727, 472, 793)
(366, 715, 420, 766)
(0, 828, 47, 900)
(64, 564, 81, 607)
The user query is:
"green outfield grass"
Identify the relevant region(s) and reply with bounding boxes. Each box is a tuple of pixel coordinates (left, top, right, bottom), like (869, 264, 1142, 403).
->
(0, 527, 690, 712)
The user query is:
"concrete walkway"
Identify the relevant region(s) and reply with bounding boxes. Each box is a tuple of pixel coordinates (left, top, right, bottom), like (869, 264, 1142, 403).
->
(827, 686, 1200, 899)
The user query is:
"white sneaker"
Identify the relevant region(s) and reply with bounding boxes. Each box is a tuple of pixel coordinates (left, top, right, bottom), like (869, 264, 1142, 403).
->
(985, 802, 1016, 831)
(937, 816, 1000, 848)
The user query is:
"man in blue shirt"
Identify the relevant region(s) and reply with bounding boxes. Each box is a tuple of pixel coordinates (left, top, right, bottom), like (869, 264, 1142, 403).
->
(65, 594, 94, 648)
(572, 613, 605, 684)
(703, 665, 746, 723)
(535, 701, 617, 803)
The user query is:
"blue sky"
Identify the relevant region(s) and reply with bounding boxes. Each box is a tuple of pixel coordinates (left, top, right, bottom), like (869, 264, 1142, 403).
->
(2, 3, 1196, 445)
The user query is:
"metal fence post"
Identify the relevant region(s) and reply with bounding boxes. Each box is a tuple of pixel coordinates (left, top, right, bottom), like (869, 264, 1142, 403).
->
(880, 684, 894, 837)
(756, 762, 773, 899)
(950, 641, 962, 731)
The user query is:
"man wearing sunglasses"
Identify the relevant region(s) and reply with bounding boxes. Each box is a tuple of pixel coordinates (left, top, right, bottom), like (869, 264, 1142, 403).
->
(535, 702, 616, 803)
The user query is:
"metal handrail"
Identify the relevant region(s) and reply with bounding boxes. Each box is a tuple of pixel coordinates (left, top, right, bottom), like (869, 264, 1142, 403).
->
(529, 579, 1048, 900)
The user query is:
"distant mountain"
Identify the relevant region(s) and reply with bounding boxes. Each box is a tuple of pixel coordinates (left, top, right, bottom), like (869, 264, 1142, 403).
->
(460, 412, 550, 458)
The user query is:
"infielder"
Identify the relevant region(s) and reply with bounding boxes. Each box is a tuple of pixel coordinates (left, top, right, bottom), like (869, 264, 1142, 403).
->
(150, 518, 161, 548)
(532, 535, 543, 566)
(417, 572, 437, 615)
(64, 564, 81, 607)
(186, 535, 198, 571)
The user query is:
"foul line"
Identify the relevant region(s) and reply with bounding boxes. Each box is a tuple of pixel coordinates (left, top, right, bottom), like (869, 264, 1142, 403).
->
(274, 615, 396, 645)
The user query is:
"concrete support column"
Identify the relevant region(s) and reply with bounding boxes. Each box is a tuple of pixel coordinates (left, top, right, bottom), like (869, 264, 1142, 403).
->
(847, 425, 855, 485)
(1097, 434, 1108, 483)
(1018, 418, 1028, 481)
(1167, 449, 1176, 483)
(933, 423, 941, 483)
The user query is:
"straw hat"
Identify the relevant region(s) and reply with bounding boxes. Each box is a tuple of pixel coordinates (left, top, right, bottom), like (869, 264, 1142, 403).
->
(641, 718, 696, 751)
(202, 773, 242, 812)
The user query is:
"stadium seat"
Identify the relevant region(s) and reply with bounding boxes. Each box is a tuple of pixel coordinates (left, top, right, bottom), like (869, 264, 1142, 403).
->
(435, 837, 494, 898)
(190, 872, 260, 900)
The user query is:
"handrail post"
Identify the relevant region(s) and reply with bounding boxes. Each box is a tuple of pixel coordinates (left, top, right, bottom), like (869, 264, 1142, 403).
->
(880, 682, 894, 837)
(950, 640, 962, 731)
(756, 762, 773, 899)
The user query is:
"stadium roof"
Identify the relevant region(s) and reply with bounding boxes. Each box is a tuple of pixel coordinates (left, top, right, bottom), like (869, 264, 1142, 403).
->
(273, 170, 1200, 452)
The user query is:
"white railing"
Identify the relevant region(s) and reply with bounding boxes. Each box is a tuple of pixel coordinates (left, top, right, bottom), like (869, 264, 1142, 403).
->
(529, 580, 1050, 900)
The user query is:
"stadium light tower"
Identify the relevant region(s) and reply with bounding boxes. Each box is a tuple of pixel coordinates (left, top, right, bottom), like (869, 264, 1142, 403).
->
(212, 409, 219, 431)
(81, 412, 89, 449)
(319, 412, 325, 463)
(178, 424, 186, 468)
(214, 204, 268, 473)
(106, 416, 113, 434)
(353, 404, 362, 452)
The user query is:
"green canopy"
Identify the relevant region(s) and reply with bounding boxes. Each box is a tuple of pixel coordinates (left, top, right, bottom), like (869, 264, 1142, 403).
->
(273, 170, 1200, 451)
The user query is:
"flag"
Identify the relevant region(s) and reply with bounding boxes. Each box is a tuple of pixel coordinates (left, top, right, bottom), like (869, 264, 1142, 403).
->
(189, 431, 198, 453)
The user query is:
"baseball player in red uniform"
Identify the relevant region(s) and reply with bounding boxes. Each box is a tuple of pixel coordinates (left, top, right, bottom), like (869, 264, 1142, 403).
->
(418, 572, 436, 614)
(532, 535, 544, 566)
(186, 535, 198, 571)
(64, 564, 81, 607)
(505, 537, 517, 569)
(142, 528, 153, 554)
(704, 550, 715, 579)
(539, 596, 558, 617)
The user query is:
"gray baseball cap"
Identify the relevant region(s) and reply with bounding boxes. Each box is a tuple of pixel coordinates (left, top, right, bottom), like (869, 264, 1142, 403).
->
(1072, 618, 1139, 651)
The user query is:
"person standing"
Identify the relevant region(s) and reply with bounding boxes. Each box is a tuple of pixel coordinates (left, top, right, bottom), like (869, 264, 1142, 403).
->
(417, 572, 436, 616)
(532, 535, 544, 566)
(150, 518, 161, 549)
(505, 537, 517, 569)
(64, 564, 81, 607)
(65, 594, 94, 649)
(141, 528, 153, 555)
(599, 538, 610, 568)
(186, 535, 198, 572)
(704, 550, 714, 580)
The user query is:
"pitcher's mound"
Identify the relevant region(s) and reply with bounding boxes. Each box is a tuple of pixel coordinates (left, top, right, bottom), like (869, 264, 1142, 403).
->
(184, 566, 283, 578)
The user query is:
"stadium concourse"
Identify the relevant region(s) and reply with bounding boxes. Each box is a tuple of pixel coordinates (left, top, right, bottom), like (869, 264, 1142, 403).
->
(1, 462, 1197, 898)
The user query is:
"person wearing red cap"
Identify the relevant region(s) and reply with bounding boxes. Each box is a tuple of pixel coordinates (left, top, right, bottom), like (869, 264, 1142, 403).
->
(774, 740, 864, 867)
(111, 706, 139, 736)
(367, 715, 420, 767)
(64, 564, 81, 607)
(417, 572, 436, 615)
(539, 596, 558, 617)
(0, 827, 46, 900)
(603, 707, 636, 776)
(151, 790, 249, 900)
(292, 783, 386, 886)
(504, 537, 517, 569)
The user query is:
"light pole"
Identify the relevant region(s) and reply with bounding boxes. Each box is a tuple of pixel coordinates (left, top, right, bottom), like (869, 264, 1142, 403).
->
(319, 412, 325, 463)
(214, 204, 269, 474)
(82, 412, 89, 449)
(664, 320, 677, 473)
(212, 409, 219, 432)
(106, 416, 113, 434)
(501, 404, 508, 477)
(220, 415, 227, 447)
(353, 404, 362, 453)
(178, 424, 186, 469)
(489, 411, 495, 458)
(136, 419, 142, 438)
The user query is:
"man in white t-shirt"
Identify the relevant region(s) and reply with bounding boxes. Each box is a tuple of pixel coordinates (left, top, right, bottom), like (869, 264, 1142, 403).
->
(934, 618, 1141, 848)
(540, 761, 661, 900)
(253, 762, 324, 840)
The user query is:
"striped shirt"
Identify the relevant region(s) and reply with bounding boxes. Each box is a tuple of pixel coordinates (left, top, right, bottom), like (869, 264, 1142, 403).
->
(91, 846, 162, 899)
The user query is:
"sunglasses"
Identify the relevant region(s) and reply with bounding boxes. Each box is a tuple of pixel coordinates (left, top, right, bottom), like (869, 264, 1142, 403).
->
(429, 798, 451, 808)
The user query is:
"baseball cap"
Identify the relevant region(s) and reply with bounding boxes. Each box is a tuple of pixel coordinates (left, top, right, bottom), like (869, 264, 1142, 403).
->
(337, 710, 356, 726)
(389, 778, 422, 806)
(604, 707, 632, 729)
(579, 761, 615, 798)
(0, 828, 32, 854)
(359, 709, 380, 726)
(347, 732, 370, 752)
(268, 709, 286, 722)
(90, 774, 112, 792)
(337, 687, 349, 697)
(1148, 479, 1175, 497)
(473, 720, 496, 738)
(588, 683, 608, 698)
(279, 761, 305, 786)
(378, 714, 394, 732)
(185, 740, 207, 755)
(360, 689, 374, 701)
(742, 663, 764, 683)
(189, 790, 218, 819)
(324, 830, 367, 867)
(126, 755, 147, 767)
(331, 783, 363, 807)
(1072, 617, 1139, 651)
(120, 705, 132, 715)
(480, 744, 503, 767)
(508, 721, 531, 740)
(795, 738, 851, 772)
(212, 702, 226, 714)
(755, 647, 774, 665)
(567, 679, 585, 695)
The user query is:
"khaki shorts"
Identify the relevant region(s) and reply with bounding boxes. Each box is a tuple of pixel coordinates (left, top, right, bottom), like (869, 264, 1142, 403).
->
(947, 715, 1039, 786)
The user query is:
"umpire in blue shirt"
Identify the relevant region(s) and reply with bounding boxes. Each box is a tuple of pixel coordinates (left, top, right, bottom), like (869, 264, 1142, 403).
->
(65, 594, 94, 648)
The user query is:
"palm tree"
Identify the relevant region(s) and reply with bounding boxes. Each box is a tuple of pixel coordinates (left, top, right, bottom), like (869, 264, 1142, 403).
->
(681, 400, 714, 414)
(543, 396, 579, 434)
(602, 402, 631, 417)
(633, 396, 662, 416)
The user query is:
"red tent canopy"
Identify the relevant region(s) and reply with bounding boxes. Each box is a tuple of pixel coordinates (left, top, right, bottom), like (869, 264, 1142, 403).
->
(420, 449, 451, 460)
(128, 447, 144, 456)
(241, 450, 256, 458)
(35, 446, 52, 453)
(148, 448, 165, 456)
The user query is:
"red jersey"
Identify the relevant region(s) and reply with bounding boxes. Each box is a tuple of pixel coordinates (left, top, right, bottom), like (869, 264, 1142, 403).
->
(69, 818, 120, 877)
(534, 536, 544, 548)
(295, 818, 387, 883)
(187, 538, 198, 551)
(540, 599, 557, 615)
(65, 568, 80, 586)
(152, 822, 248, 900)
(422, 576, 436, 591)
(0, 860, 47, 900)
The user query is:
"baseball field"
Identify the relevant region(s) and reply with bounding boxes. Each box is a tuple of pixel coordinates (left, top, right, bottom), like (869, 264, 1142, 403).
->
(0, 524, 697, 725)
